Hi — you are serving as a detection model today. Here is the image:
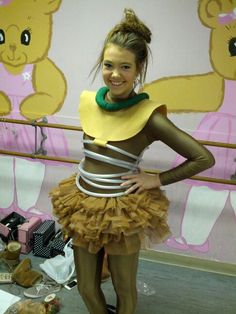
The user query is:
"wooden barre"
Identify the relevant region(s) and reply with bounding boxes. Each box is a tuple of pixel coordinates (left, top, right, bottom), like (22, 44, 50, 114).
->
(0, 117, 235, 149)
(0, 117, 83, 132)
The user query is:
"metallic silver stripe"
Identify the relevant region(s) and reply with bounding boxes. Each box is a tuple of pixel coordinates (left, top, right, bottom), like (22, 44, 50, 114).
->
(83, 139, 140, 160)
(80, 174, 125, 190)
(84, 149, 138, 170)
(76, 175, 126, 197)
(78, 163, 125, 183)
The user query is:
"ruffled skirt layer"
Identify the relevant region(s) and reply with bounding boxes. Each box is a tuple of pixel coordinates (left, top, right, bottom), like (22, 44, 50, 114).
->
(50, 174, 171, 255)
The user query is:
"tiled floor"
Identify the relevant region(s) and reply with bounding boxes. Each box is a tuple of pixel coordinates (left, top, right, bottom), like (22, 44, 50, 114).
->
(1, 254, 236, 314)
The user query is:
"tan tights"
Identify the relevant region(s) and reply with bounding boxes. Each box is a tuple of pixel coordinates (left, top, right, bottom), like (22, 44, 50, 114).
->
(73, 246, 139, 314)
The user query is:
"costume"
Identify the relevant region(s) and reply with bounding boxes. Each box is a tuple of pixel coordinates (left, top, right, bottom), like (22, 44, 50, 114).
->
(0, 62, 68, 163)
(50, 87, 213, 255)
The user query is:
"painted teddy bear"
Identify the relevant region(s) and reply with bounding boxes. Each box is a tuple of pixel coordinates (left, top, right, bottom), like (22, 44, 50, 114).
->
(0, 0, 68, 219)
(143, 0, 236, 252)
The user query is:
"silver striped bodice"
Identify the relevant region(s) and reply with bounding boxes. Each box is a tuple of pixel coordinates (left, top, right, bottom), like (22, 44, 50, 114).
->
(76, 140, 144, 197)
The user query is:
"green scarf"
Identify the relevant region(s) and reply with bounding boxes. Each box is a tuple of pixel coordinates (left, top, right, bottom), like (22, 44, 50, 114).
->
(95, 86, 149, 111)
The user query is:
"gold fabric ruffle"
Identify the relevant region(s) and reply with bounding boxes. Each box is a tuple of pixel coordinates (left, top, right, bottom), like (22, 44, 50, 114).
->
(50, 174, 171, 255)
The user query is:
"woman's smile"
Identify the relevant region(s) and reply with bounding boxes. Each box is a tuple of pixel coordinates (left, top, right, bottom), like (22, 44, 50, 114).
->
(102, 44, 138, 102)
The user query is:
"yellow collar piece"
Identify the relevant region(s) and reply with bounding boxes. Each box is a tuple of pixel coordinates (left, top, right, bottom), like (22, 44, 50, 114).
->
(79, 90, 166, 144)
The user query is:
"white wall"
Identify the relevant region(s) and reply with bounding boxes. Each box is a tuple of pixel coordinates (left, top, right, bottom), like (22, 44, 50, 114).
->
(49, 0, 211, 122)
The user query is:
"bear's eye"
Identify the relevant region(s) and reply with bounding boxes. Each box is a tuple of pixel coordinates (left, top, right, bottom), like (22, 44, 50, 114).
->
(21, 30, 31, 46)
(229, 37, 236, 57)
(0, 29, 5, 44)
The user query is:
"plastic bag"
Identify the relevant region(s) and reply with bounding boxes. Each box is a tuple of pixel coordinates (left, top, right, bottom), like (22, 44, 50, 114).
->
(39, 240, 75, 284)
(137, 280, 156, 296)
(0, 237, 6, 254)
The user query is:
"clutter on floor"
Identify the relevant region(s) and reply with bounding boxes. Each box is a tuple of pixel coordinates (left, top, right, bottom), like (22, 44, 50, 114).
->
(0, 213, 72, 313)
(0, 212, 111, 313)
(3, 294, 61, 314)
(0, 289, 21, 313)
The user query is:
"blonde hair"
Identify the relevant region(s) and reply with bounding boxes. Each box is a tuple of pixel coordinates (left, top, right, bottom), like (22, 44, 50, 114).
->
(91, 8, 152, 86)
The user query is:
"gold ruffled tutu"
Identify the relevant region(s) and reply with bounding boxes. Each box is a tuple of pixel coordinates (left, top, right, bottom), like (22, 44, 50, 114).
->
(50, 174, 171, 255)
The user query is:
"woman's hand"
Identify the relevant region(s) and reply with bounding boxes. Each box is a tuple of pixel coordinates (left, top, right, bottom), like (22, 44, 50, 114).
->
(121, 169, 161, 194)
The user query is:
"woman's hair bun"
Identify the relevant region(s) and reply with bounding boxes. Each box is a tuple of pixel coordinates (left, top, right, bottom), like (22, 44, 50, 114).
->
(117, 8, 152, 44)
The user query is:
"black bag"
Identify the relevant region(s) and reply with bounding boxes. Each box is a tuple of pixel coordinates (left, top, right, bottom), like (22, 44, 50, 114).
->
(33, 220, 55, 258)
(50, 230, 71, 257)
(0, 212, 26, 242)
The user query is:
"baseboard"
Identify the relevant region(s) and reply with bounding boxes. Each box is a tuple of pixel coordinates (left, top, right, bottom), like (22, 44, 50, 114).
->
(139, 250, 236, 277)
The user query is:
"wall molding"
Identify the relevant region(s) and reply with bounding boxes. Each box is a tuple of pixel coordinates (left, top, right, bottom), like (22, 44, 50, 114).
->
(140, 250, 236, 277)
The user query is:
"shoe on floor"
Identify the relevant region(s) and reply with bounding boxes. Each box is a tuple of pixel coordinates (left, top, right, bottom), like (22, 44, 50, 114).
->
(107, 304, 116, 313)
(12, 258, 43, 287)
(24, 281, 61, 298)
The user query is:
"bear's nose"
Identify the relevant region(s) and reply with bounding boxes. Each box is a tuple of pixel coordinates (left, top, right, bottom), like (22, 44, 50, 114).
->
(9, 44, 17, 52)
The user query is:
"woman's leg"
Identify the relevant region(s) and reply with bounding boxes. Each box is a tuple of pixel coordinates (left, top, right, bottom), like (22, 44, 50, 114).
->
(73, 246, 107, 314)
(108, 251, 139, 314)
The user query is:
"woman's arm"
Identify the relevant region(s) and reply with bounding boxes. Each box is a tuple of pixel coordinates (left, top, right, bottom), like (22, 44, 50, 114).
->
(147, 111, 215, 185)
(121, 111, 215, 194)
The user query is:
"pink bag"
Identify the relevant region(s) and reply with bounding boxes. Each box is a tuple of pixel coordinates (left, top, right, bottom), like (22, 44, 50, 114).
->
(18, 217, 42, 253)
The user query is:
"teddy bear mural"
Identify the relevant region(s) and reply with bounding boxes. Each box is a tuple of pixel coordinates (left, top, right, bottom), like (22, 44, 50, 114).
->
(0, 0, 68, 219)
(143, 0, 236, 253)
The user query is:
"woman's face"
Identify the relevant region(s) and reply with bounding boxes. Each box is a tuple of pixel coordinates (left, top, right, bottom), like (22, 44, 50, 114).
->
(102, 44, 138, 102)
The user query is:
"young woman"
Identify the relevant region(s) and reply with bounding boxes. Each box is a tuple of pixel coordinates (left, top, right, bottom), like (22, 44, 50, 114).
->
(50, 9, 215, 314)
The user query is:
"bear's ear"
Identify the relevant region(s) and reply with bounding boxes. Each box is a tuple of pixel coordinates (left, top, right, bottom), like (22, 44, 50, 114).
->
(41, 0, 62, 14)
(198, 0, 235, 28)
